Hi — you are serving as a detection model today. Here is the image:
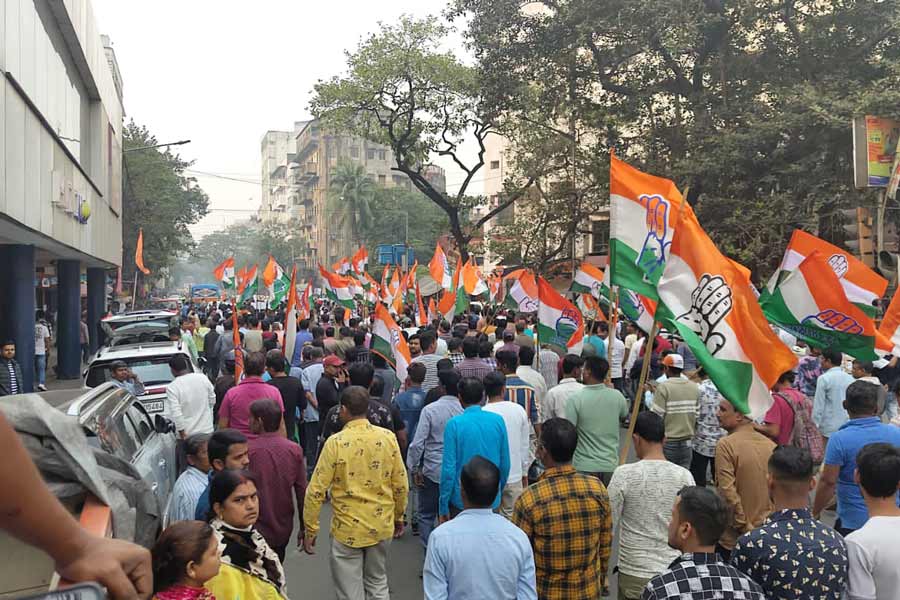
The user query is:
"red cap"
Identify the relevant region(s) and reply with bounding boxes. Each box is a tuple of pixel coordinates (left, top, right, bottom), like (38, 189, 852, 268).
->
(323, 355, 346, 367)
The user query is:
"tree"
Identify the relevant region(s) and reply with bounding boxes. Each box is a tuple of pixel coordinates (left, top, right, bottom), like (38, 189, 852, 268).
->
(451, 0, 900, 278)
(122, 122, 209, 277)
(329, 161, 375, 250)
(310, 16, 549, 262)
(362, 186, 450, 265)
(188, 219, 307, 279)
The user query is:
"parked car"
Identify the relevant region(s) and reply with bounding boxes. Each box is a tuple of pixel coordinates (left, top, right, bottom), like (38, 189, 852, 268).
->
(59, 383, 178, 520)
(83, 342, 199, 414)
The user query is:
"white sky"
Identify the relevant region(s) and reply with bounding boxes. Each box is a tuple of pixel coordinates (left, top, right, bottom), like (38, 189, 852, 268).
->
(92, 0, 466, 239)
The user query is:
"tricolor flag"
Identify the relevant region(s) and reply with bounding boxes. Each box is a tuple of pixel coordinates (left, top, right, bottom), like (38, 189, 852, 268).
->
(372, 303, 412, 382)
(576, 293, 604, 322)
(429, 243, 453, 290)
(504, 269, 539, 313)
(488, 274, 503, 304)
(570, 262, 606, 299)
(214, 257, 236, 289)
(318, 265, 356, 309)
(299, 281, 312, 320)
(462, 258, 488, 296)
(437, 290, 456, 323)
(620, 289, 657, 334)
(766, 229, 887, 318)
(283, 264, 299, 361)
(237, 264, 259, 304)
(415, 282, 428, 327)
(428, 297, 438, 323)
(609, 153, 693, 301)
(537, 276, 584, 354)
(263, 255, 291, 308)
(657, 209, 797, 418)
(333, 257, 351, 275)
(761, 251, 879, 359)
(453, 258, 469, 315)
(351, 246, 368, 274)
(878, 292, 900, 355)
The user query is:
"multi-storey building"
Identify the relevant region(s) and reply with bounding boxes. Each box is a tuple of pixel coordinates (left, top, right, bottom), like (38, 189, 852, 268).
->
(1, 0, 124, 387)
(259, 122, 308, 224)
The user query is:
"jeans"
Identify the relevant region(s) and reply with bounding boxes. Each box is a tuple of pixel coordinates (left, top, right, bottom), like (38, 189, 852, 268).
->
(690, 451, 715, 487)
(663, 439, 692, 470)
(300, 421, 320, 473)
(34, 354, 47, 387)
(80, 343, 89, 364)
(417, 477, 440, 549)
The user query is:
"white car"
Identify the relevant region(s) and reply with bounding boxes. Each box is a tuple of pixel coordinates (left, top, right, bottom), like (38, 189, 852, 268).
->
(83, 342, 200, 414)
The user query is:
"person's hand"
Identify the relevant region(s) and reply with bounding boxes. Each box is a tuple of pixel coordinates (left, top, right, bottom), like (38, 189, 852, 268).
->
(55, 533, 152, 600)
(393, 522, 405, 539)
(296, 529, 305, 548)
(302, 534, 316, 555)
(413, 472, 424, 488)
(521, 476, 528, 488)
(438, 514, 450, 525)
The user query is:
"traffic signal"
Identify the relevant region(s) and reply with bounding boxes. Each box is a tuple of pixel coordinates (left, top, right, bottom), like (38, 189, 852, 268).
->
(842, 207, 876, 267)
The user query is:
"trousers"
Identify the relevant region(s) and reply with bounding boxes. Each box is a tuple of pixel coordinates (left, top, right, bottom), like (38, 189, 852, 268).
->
(663, 439, 692, 470)
(417, 477, 440, 549)
(330, 537, 391, 600)
(498, 480, 525, 519)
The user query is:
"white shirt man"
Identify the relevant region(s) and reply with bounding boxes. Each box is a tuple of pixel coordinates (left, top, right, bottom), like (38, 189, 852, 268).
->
(165, 358, 215, 436)
(483, 372, 531, 518)
(516, 349, 548, 423)
(608, 336, 626, 380)
(543, 355, 585, 421)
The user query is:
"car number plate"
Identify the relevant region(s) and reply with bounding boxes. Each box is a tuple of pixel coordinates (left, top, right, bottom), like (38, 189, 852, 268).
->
(142, 399, 165, 413)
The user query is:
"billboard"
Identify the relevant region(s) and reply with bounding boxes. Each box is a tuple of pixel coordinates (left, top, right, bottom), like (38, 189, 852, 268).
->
(853, 116, 900, 188)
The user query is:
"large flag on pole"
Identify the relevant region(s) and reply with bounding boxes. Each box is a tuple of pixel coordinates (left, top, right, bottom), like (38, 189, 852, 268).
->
(429, 243, 453, 290)
(351, 246, 368, 274)
(214, 257, 235, 288)
(372, 303, 413, 382)
(878, 292, 900, 355)
(570, 262, 606, 299)
(263, 256, 291, 308)
(504, 269, 539, 313)
(609, 153, 692, 300)
(318, 265, 356, 310)
(333, 257, 351, 275)
(135, 229, 150, 275)
(761, 251, 879, 359)
(238, 264, 258, 304)
(767, 229, 887, 317)
(437, 291, 456, 323)
(537, 276, 585, 354)
(576, 293, 604, 322)
(657, 209, 797, 418)
(299, 281, 312, 321)
(415, 282, 429, 327)
(462, 258, 488, 296)
(283, 264, 299, 361)
(620, 289, 657, 334)
(453, 258, 469, 315)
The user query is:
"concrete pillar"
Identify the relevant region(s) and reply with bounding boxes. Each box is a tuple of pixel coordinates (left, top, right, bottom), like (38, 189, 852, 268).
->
(56, 260, 81, 379)
(86, 268, 107, 353)
(0, 245, 36, 391)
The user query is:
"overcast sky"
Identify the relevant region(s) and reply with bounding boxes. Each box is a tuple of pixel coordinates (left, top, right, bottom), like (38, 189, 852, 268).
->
(92, 0, 464, 239)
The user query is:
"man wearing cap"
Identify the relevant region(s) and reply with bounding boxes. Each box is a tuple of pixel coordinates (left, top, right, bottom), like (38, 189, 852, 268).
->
(650, 354, 699, 469)
(108, 361, 145, 396)
(315, 355, 348, 436)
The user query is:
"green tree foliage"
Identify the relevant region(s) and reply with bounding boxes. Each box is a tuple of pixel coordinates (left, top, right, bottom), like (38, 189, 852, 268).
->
(189, 219, 307, 278)
(451, 0, 900, 279)
(310, 16, 548, 262)
(122, 122, 209, 276)
(362, 186, 450, 266)
(329, 161, 376, 249)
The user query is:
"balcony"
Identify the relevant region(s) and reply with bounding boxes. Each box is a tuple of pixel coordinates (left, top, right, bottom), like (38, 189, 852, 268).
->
(295, 162, 319, 184)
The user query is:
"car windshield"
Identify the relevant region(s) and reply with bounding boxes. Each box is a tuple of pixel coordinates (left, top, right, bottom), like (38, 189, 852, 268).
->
(105, 316, 173, 331)
(86, 357, 176, 388)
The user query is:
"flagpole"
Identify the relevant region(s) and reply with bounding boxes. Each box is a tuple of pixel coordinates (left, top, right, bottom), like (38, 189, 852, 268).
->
(131, 271, 139, 311)
(619, 319, 659, 465)
(606, 285, 620, 384)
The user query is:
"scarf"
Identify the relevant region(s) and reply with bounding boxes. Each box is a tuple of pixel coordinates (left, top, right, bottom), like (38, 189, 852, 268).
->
(154, 585, 215, 600)
(210, 518, 286, 596)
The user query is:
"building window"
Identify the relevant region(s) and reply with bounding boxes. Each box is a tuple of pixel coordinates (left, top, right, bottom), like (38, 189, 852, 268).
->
(378, 174, 386, 185)
(490, 160, 500, 169)
(350, 147, 359, 158)
(392, 175, 405, 186)
(591, 220, 610, 255)
(367, 148, 376, 160)
(378, 150, 387, 161)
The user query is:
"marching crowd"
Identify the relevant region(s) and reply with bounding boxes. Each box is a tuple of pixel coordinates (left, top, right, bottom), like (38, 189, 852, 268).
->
(102, 300, 900, 599)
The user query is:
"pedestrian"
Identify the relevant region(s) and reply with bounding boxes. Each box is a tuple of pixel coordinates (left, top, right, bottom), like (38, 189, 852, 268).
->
(543, 354, 584, 420)
(79, 311, 90, 365)
(194, 429, 250, 520)
(496, 329, 520, 355)
(731, 445, 848, 600)
(203, 318, 220, 381)
(108, 360, 144, 396)
(609, 412, 695, 599)
(851, 359, 889, 416)
(479, 339, 497, 369)
(514, 320, 535, 350)
(205, 470, 287, 599)
(411, 331, 443, 393)
(165, 354, 215, 439)
(425, 456, 537, 600)
(0, 340, 23, 396)
(483, 371, 530, 518)
(584, 321, 607, 358)
(217, 352, 283, 437)
(406, 369, 465, 547)
(845, 442, 900, 600)
(296, 345, 324, 471)
(393, 362, 427, 442)
(755, 372, 797, 445)
(265, 350, 305, 443)
(290, 319, 314, 367)
(641, 487, 766, 600)
(439, 377, 510, 520)
(814, 347, 854, 442)
(150, 520, 221, 600)
(565, 356, 628, 485)
(34, 311, 51, 391)
(248, 399, 307, 562)
(447, 337, 465, 366)
(177, 322, 199, 363)
(795, 344, 823, 398)
(303, 386, 408, 600)
(715, 396, 775, 560)
(455, 337, 493, 381)
(516, 346, 548, 421)
(213, 318, 237, 377)
(316, 355, 348, 436)
(650, 354, 699, 469)
(513, 418, 612, 600)
(213, 352, 236, 423)
(371, 352, 400, 404)
(165, 433, 211, 524)
(496, 350, 539, 438)
(812, 380, 900, 534)
(689, 368, 726, 487)
(346, 330, 370, 364)
(242, 316, 264, 353)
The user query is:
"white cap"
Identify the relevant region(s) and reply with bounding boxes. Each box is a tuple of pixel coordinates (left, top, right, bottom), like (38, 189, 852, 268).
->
(662, 353, 684, 369)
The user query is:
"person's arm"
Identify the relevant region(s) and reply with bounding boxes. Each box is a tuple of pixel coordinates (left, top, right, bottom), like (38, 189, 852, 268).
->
(294, 445, 308, 545)
(303, 436, 336, 553)
(165, 386, 186, 438)
(608, 469, 625, 531)
(715, 440, 748, 533)
(812, 377, 827, 429)
(498, 421, 510, 493)
(439, 420, 457, 517)
(389, 435, 409, 534)
(206, 380, 216, 411)
(422, 537, 449, 600)
(845, 537, 877, 600)
(296, 380, 308, 412)
(650, 383, 667, 416)
(0, 414, 151, 599)
(517, 541, 539, 600)
(812, 464, 840, 519)
(519, 412, 531, 485)
(406, 408, 429, 475)
(597, 487, 613, 591)
(218, 394, 231, 430)
(564, 394, 578, 426)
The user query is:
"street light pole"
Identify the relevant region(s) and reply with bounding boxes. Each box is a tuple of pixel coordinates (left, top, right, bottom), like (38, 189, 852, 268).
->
(124, 140, 191, 153)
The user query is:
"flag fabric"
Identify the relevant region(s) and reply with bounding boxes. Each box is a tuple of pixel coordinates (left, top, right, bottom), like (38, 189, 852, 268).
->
(537, 276, 585, 354)
(429, 244, 453, 290)
(135, 228, 150, 275)
(878, 292, 900, 355)
(318, 265, 356, 309)
(504, 269, 539, 313)
(371, 303, 413, 382)
(761, 251, 879, 359)
(428, 297, 438, 323)
(570, 262, 606, 298)
(283, 265, 299, 361)
(238, 265, 258, 304)
(262, 255, 279, 288)
(453, 258, 469, 315)
(214, 257, 235, 288)
(351, 246, 368, 274)
(609, 153, 692, 300)
(333, 257, 351, 275)
(576, 293, 605, 322)
(488, 274, 503, 304)
(380, 265, 392, 302)
(232, 309, 243, 382)
(263, 256, 290, 309)
(620, 289, 657, 334)
(656, 209, 797, 418)
(767, 229, 887, 317)
(437, 291, 456, 323)
(462, 258, 488, 296)
(299, 281, 312, 320)
(415, 282, 428, 327)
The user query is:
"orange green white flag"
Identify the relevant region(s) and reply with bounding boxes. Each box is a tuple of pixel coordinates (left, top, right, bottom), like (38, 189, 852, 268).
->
(576, 293, 604, 322)
(372, 303, 412, 382)
(877, 292, 900, 355)
(318, 265, 355, 309)
(429, 243, 452, 290)
(504, 269, 539, 313)
(657, 210, 797, 418)
(570, 262, 606, 299)
(537, 276, 584, 354)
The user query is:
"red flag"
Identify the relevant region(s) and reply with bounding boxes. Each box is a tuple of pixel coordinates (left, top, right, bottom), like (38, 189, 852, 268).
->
(135, 229, 150, 275)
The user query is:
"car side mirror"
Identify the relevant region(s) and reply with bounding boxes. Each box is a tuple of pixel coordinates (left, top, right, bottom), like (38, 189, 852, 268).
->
(154, 414, 175, 435)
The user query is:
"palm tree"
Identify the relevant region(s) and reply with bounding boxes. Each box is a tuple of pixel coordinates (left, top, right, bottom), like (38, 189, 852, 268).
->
(328, 161, 375, 253)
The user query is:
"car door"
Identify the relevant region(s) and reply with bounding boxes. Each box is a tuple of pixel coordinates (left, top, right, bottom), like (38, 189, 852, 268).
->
(122, 402, 175, 516)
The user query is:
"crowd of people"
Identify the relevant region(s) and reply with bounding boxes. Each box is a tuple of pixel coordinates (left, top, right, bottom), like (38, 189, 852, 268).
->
(25, 294, 900, 600)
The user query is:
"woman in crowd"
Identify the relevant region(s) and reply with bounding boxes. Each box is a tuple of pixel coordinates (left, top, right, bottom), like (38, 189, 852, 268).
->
(204, 470, 287, 600)
(151, 520, 221, 600)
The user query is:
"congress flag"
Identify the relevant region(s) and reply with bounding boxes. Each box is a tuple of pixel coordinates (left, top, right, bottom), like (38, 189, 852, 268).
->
(372, 303, 412, 382)
(351, 246, 369, 274)
(620, 289, 657, 334)
(537, 276, 585, 354)
(214, 257, 235, 288)
(576, 293, 604, 322)
(504, 269, 539, 313)
(318, 265, 356, 309)
(462, 258, 488, 296)
(237, 264, 258, 304)
(570, 262, 606, 299)
(429, 244, 453, 290)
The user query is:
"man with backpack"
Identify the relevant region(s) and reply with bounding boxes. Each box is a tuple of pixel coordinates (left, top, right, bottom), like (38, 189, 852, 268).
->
(764, 371, 824, 464)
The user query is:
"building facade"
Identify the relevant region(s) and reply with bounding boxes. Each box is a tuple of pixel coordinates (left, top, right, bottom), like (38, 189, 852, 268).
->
(2, 0, 124, 387)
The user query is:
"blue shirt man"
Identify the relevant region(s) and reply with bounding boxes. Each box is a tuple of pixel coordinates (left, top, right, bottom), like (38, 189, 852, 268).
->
(393, 372, 426, 442)
(290, 324, 314, 367)
(440, 379, 510, 517)
(813, 350, 854, 437)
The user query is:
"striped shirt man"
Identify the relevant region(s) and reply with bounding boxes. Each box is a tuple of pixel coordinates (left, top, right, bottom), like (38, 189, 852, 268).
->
(651, 377, 700, 441)
(167, 466, 209, 524)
